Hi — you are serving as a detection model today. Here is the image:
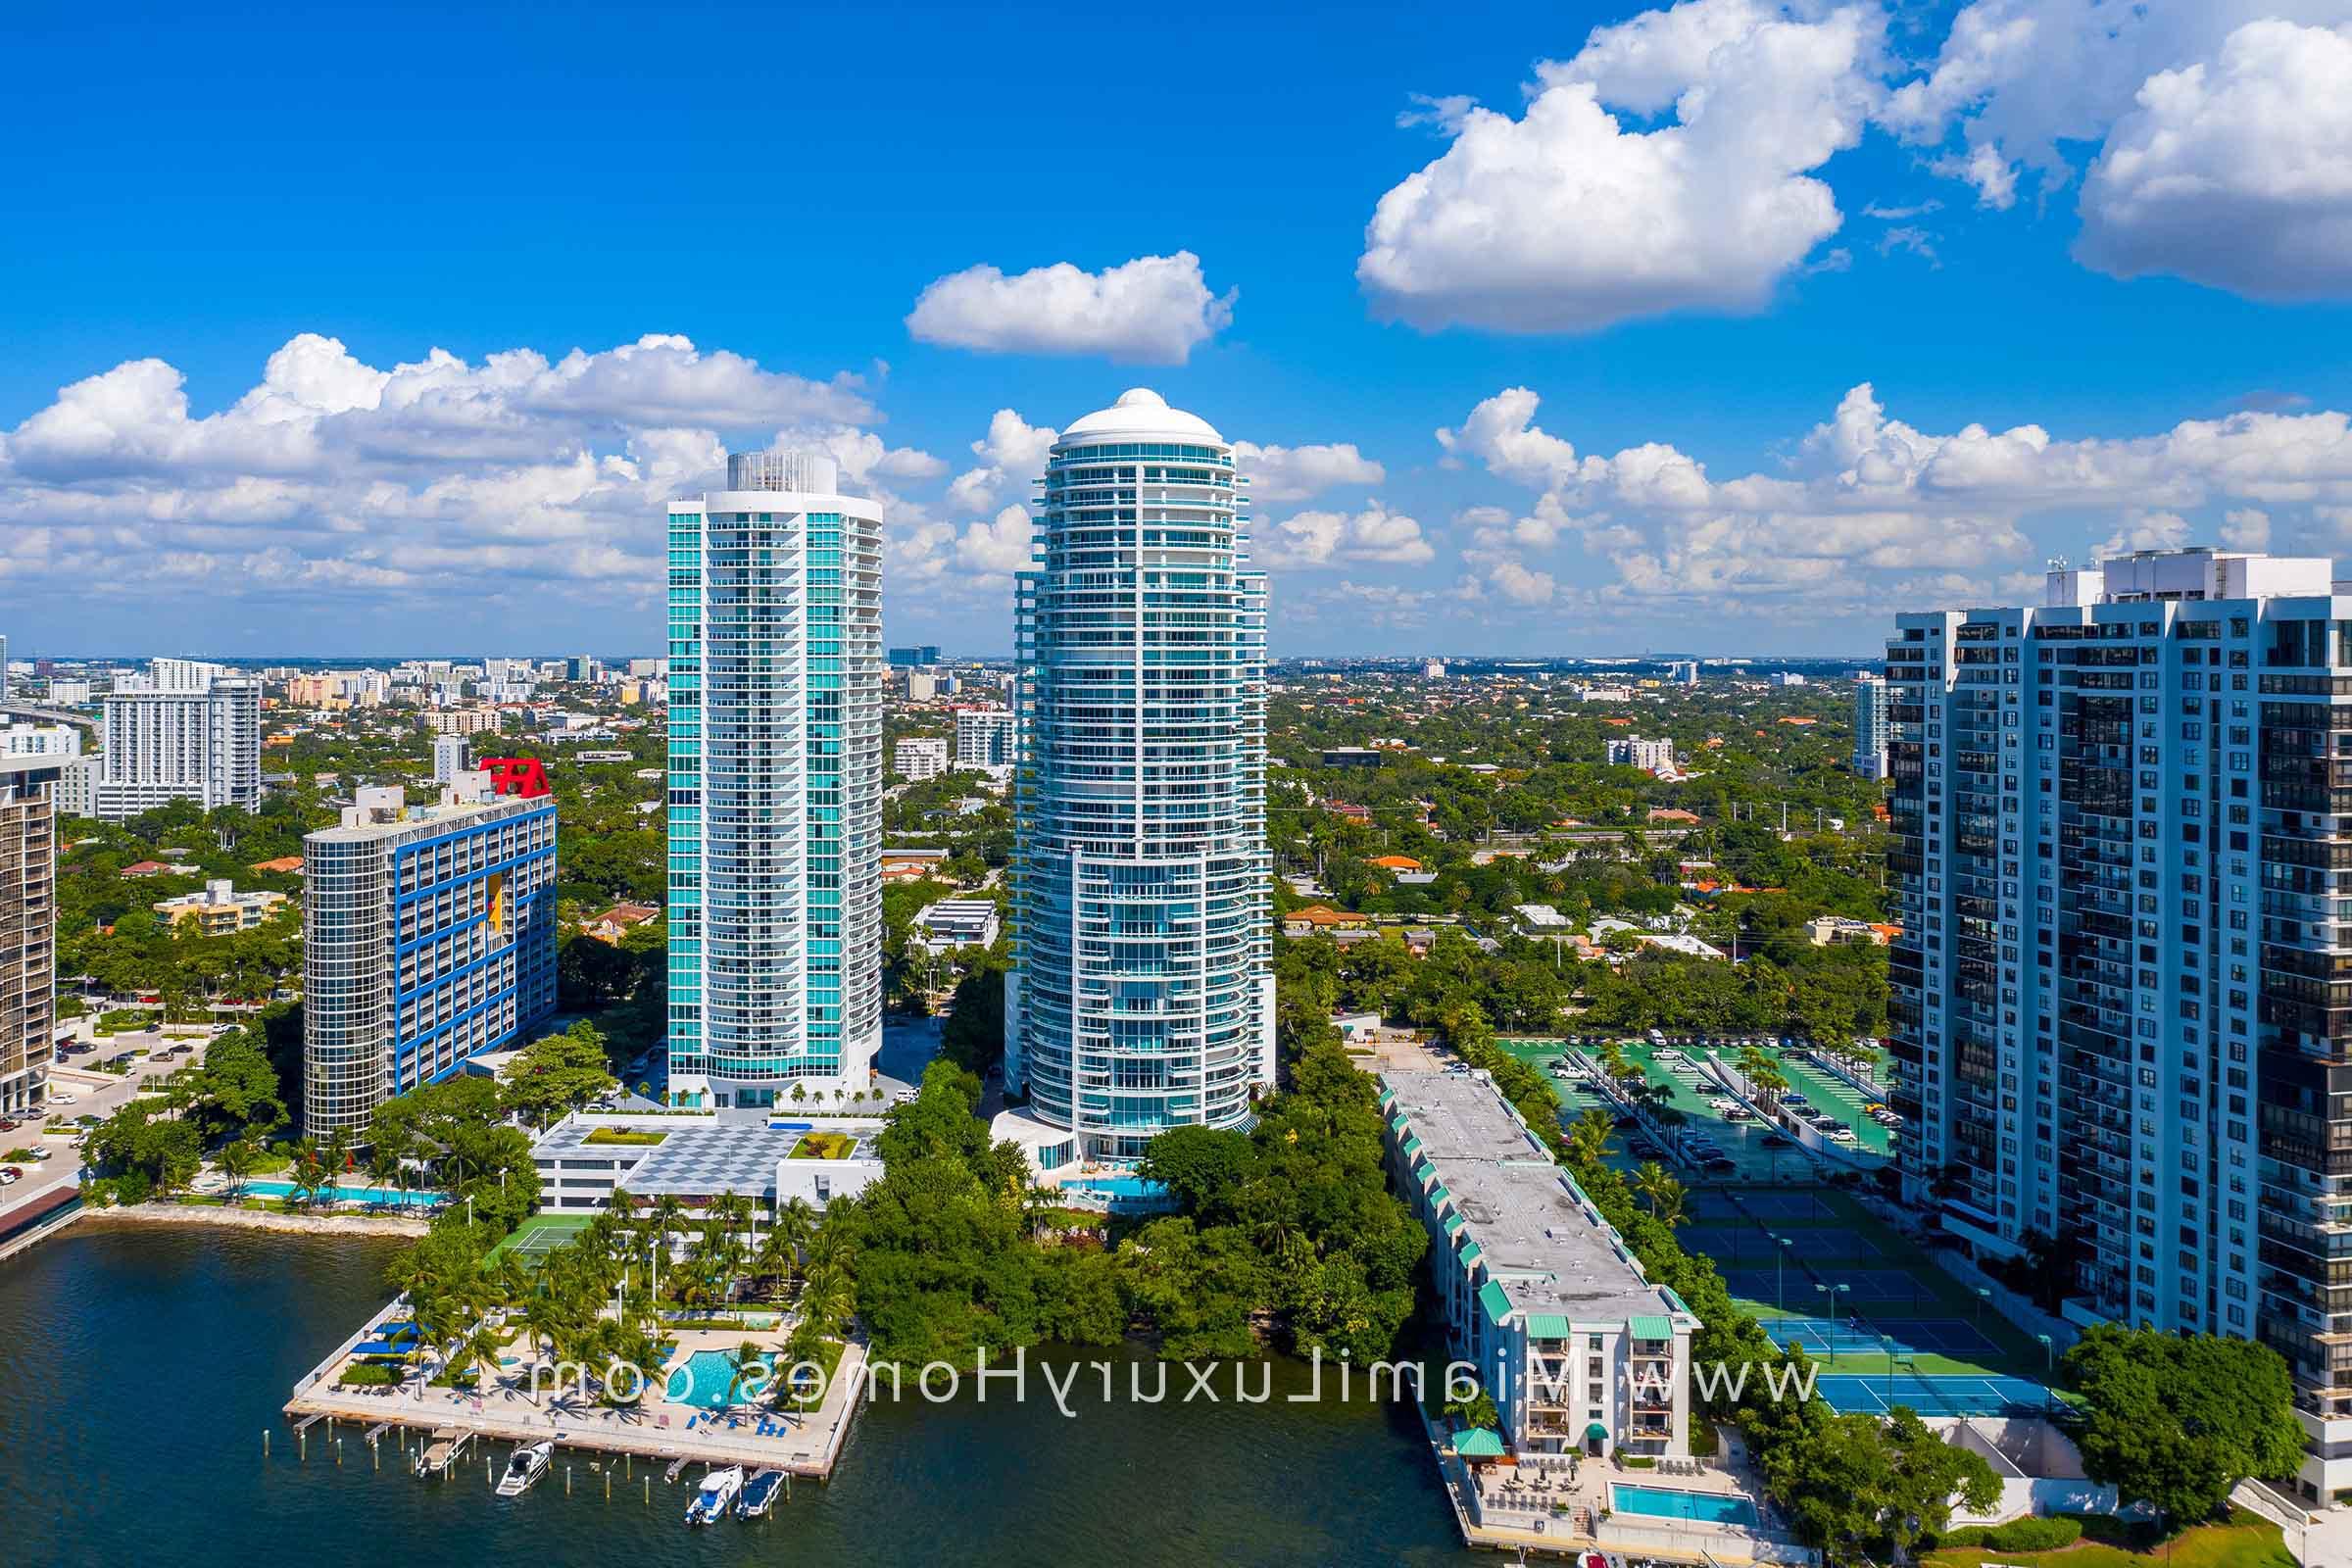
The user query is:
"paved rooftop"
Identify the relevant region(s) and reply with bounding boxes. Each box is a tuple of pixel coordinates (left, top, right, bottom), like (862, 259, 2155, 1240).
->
(531, 1116, 878, 1201)
(1388, 1069, 1679, 1324)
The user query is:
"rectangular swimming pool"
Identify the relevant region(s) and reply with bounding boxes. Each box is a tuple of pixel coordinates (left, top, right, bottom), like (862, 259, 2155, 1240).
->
(238, 1180, 445, 1207)
(1609, 1483, 1759, 1526)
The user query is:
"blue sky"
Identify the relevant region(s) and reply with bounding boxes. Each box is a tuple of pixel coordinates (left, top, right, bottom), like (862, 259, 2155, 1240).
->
(6, 0, 2352, 658)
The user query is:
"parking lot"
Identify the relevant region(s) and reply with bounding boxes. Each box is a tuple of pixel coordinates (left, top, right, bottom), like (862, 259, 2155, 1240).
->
(0, 1025, 221, 1217)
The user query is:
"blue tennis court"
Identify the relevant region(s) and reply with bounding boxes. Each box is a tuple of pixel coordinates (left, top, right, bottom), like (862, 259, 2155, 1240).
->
(1763, 1316, 2000, 1358)
(1823, 1267, 1931, 1302)
(1814, 1372, 2050, 1416)
(1736, 1191, 1839, 1221)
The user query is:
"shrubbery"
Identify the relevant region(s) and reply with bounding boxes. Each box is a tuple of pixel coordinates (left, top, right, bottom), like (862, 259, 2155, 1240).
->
(1936, 1516, 2083, 1551)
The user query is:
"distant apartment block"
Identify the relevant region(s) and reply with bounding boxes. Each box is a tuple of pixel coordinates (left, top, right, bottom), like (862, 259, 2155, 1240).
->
(1604, 736, 1676, 776)
(154, 879, 289, 935)
(888, 645, 941, 668)
(954, 708, 1014, 769)
(431, 735, 470, 783)
(895, 737, 950, 781)
(1852, 672, 1889, 779)
(95, 660, 261, 819)
(302, 779, 558, 1134)
(423, 708, 501, 737)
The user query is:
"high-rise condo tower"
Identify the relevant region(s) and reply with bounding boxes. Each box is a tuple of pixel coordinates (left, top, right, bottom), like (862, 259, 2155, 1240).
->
(1004, 389, 1274, 1166)
(665, 450, 883, 1108)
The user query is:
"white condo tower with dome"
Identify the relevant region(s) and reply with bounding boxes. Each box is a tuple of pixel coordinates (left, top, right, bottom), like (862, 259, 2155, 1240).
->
(1000, 389, 1275, 1170)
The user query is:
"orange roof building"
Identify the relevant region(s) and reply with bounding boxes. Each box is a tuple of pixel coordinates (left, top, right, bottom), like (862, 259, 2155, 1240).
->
(250, 856, 304, 875)
(1369, 855, 1423, 872)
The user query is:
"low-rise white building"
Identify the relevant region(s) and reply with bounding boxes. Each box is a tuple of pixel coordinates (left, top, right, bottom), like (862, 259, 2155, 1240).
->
(1382, 1070, 1698, 1459)
(530, 1111, 887, 1215)
(913, 898, 1001, 955)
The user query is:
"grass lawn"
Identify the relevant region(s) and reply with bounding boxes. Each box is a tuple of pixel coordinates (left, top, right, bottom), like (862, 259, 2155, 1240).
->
(790, 1131, 854, 1160)
(583, 1127, 666, 1147)
(1924, 1511, 2291, 1568)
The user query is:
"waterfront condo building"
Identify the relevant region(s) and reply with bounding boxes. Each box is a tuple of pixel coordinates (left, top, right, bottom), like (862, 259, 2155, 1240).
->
(1852, 672, 1890, 780)
(301, 779, 558, 1134)
(1382, 1069, 1698, 1459)
(0, 726, 73, 1118)
(1886, 546, 2352, 1499)
(1002, 389, 1274, 1167)
(95, 658, 261, 819)
(664, 449, 884, 1109)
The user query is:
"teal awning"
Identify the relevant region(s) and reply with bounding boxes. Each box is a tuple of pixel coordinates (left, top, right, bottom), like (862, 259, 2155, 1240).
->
(1458, 1241, 1482, 1262)
(1585, 1422, 1609, 1441)
(1444, 1212, 1466, 1234)
(1402, 1136, 1423, 1156)
(1431, 1185, 1451, 1203)
(1479, 1279, 1513, 1324)
(1454, 1427, 1505, 1458)
(1629, 1314, 1674, 1341)
(1525, 1312, 1572, 1339)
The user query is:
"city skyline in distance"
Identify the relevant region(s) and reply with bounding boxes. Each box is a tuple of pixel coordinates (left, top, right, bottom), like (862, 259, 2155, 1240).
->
(5, 2, 2350, 657)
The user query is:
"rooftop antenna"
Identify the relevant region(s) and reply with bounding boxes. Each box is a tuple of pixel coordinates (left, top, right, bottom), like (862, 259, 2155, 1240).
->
(2046, 555, 2070, 571)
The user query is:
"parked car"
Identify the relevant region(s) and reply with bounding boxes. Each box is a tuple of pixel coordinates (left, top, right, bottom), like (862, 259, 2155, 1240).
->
(0, 1168, 20, 1186)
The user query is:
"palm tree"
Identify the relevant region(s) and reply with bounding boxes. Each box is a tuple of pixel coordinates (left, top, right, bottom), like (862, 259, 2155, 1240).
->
(798, 1264, 850, 1341)
(771, 1197, 817, 1296)
(365, 1143, 402, 1209)
(320, 1126, 355, 1202)
(218, 1138, 255, 1200)
(1632, 1161, 1686, 1227)
(457, 1317, 506, 1395)
(648, 1194, 688, 1296)
(1566, 1108, 1616, 1168)
(516, 1295, 569, 1403)
(724, 1339, 767, 1412)
(285, 1135, 323, 1207)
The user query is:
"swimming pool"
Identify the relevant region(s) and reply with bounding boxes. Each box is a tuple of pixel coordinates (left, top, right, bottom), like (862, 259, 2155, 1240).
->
(666, 1348, 765, 1409)
(238, 1180, 446, 1207)
(1610, 1484, 1759, 1526)
(1059, 1175, 1176, 1211)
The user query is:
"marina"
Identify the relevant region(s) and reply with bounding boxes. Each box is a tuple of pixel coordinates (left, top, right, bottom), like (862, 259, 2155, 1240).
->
(280, 1295, 871, 1482)
(5, 1226, 1479, 1566)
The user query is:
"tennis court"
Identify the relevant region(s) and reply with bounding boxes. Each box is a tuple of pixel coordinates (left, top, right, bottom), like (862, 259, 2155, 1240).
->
(1735, 1190, 1843, 1222)
(485, 1212, 592, 1268)
(1813, 1372, 2050, 1417)
(1763, 1315, 2001, 1358)
(1818, 1266, 1936, 1303)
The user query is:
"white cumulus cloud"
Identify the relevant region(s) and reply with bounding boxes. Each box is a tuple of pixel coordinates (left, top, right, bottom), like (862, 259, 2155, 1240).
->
(906, 252, 1236, 364)
(2077, 19, 2352, 299)
(0, 333, 883, 618)
(1357, 0, 1885, 332)
(1232, 439, 1385, 503)
(1253, 502, 1434, 570)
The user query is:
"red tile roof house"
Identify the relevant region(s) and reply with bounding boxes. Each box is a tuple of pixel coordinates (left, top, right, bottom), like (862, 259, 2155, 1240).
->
(119, 860, 172, 879)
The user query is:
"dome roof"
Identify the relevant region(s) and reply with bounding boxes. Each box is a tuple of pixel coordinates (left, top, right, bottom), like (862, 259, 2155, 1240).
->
(1057, 386, 1224, 446)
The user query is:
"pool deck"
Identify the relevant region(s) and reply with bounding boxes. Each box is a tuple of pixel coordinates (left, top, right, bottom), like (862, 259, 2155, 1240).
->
(1416, 1405, 1819, 1564)
(283, 1301, 867, 1481)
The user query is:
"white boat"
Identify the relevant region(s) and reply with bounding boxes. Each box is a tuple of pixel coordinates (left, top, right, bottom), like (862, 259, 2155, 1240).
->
(686, 1465, 744, 1525)
(737, 1468, 785, 1518)
(495, 1440, 554, 1496)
